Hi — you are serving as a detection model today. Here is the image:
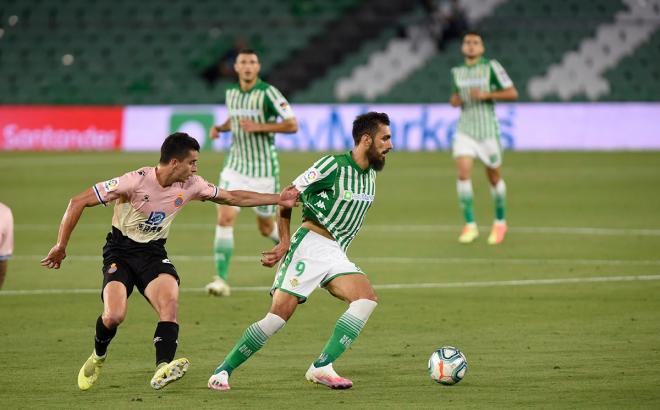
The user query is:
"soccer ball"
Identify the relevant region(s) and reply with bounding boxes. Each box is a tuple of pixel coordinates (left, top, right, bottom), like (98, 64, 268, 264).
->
(428, 346, 468, 385)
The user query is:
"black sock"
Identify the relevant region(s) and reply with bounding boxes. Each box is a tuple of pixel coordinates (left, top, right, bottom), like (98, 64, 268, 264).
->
(154, 321, 179, 366)
(94, 316, 117, 357)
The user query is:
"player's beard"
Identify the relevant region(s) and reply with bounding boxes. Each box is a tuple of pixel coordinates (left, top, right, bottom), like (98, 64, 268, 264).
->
(367, 142, 386, 172)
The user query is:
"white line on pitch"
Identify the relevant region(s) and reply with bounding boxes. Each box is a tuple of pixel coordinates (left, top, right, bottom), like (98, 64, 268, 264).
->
(15, 223, 660, 236)
(2, 275, 659, 296)
(13, 254, 660, 267)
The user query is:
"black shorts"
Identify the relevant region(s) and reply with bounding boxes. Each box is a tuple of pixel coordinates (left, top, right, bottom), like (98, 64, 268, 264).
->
(100, 227, 180, 301)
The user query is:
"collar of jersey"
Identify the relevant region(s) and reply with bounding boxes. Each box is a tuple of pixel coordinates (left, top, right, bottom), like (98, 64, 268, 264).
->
(346, 151, 370, 174)
(464, 57, 486, 68)
(237, 78, 262, 93)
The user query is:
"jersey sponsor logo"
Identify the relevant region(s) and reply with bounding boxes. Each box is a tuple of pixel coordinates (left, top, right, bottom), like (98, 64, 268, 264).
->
(138, 211, 166, 233)
(302, 168, 319, 184)
(102, 178, 119, 193)
(229, 108, 261, 117)
(342, 191, 375, 202)
(174, 194, 184, 208)
(457, 77, 488, 88)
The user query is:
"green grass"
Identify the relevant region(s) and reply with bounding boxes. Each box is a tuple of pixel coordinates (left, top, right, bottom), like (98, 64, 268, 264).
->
(1, 151, 660, 409)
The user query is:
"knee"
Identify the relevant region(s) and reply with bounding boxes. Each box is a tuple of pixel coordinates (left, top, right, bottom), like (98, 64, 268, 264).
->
(218, 214, 234, 227)
(102, 311, 125, 328)
(158, 298, 178, 322)
(258, 223, 273, 237)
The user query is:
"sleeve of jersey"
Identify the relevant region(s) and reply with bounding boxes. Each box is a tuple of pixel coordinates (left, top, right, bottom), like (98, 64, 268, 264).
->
(265, 86, 295, 120)
(490, 60, 514, 90)
(92, 172, 134, 206)
(192, 176, 219, 201)
(292, 156, 337, 193)
(451, 69, 459, 93)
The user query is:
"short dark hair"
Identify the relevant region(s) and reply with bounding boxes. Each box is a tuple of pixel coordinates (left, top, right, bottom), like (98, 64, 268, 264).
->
(238, 48, 258, 57)
(159, 132, 200, 164)
(463, 30, 482, 40)
(352, 112, 390, 145)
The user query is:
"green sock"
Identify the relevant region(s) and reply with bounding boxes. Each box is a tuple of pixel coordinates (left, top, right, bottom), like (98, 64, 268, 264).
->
(213, 313, 287, 376)
(313, 312, 366, 368)
(490, 180, 507, 222)
(214, 226, 233, 281)
(456, 180, 475, 224)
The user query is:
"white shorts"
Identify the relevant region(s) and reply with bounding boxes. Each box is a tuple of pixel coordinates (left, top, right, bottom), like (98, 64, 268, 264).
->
(271, 228, 364, 303)
(0, 202, 13, 260)
(219, 167, 278, 218)
(452, 132, 502, 168)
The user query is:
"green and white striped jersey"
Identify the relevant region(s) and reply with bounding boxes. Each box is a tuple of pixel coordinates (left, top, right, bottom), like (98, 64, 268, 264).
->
(292, 153, 376, 252)
(224, 79, 295, 178)
(451, 57, 513, 141)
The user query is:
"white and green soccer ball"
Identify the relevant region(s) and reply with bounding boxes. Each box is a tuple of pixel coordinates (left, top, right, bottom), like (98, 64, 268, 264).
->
(428, 346, 468, 385)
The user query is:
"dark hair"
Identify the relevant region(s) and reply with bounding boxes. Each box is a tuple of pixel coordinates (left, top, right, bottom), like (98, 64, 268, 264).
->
(463, 30, 482, 40)
(238, 48, 258, 56)
(352, 112, 390, 145)
(159, 132, 200, 164)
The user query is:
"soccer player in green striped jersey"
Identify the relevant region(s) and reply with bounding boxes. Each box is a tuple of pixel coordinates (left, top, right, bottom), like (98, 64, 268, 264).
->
(208, 112, 393, 392)
(206, 49, 298, 296)
(450, 31, 518, 245)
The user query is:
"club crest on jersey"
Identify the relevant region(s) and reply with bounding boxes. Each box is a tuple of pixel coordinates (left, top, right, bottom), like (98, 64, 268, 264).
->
(102, 179, 119, 193)
(174, 194, 184, 207)
(107, 263, 118, 274)
(342, 191, 353, 201)
(289, 278, 300, 287)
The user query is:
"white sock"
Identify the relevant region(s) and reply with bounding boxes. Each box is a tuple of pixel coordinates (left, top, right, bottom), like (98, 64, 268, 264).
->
(257, 312, 286, 337)
(456, 179, 473, 198)
(346, 299, 378, 322)
(268, 223, 279, 244)
(215, 225, 234, 240)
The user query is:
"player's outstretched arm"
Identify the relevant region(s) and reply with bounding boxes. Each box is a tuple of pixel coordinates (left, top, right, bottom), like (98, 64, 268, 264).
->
(239, 117, 298, 134)
(41, 188, 101, 269)
(261, 204, 293, 267)
(214, 185, 299, 208)
(209, 118, 231, 139)
(469, 86, 518, 102)
(450, 93, 462, 107)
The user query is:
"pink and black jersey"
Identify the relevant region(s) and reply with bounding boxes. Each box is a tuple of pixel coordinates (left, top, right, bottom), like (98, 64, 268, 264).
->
(93, 167, 218, 243)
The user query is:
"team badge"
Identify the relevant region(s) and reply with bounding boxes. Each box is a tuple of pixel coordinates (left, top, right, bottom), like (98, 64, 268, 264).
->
(102, 179, 119, 193)
(107, 263, 117, 274)
(342, 191, 353, 201)
(289, 278, 300, 287)
(174, 194, 184, 207)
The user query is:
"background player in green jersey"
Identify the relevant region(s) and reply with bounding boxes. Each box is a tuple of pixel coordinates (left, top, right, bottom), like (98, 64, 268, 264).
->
(206, 49, 298, 296)
(450, 31, 518, 245)
(207, 112, 393, 392)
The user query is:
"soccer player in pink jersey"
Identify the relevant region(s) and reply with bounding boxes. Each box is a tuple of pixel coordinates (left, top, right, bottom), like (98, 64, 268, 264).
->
(40, 133, 298, 391)
(0, 202, 13, 289)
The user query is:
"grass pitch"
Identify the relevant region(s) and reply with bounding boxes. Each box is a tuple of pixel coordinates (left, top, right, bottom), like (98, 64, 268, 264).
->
(1, 151, 659, 409)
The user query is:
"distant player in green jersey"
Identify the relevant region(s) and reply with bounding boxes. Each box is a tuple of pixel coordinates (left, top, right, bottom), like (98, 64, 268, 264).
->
(207, 112, 393, 391)
(450, 31, 518, 245)
(206, 49, 298, 296)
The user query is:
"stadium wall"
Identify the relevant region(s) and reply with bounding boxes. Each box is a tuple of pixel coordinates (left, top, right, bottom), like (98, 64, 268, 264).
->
(1, 104, 659, 151)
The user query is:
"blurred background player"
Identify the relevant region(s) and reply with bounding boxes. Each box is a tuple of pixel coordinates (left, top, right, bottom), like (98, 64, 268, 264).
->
(208, 112, 392, 392)
(206, 49, 298, 297)
(40, 133, 298, 391)
(449, 31, 518, 245)
(0, 202, 13, 289)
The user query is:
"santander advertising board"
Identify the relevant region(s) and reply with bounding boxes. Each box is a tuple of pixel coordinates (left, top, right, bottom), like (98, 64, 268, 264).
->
(0, 106, 123, 151)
